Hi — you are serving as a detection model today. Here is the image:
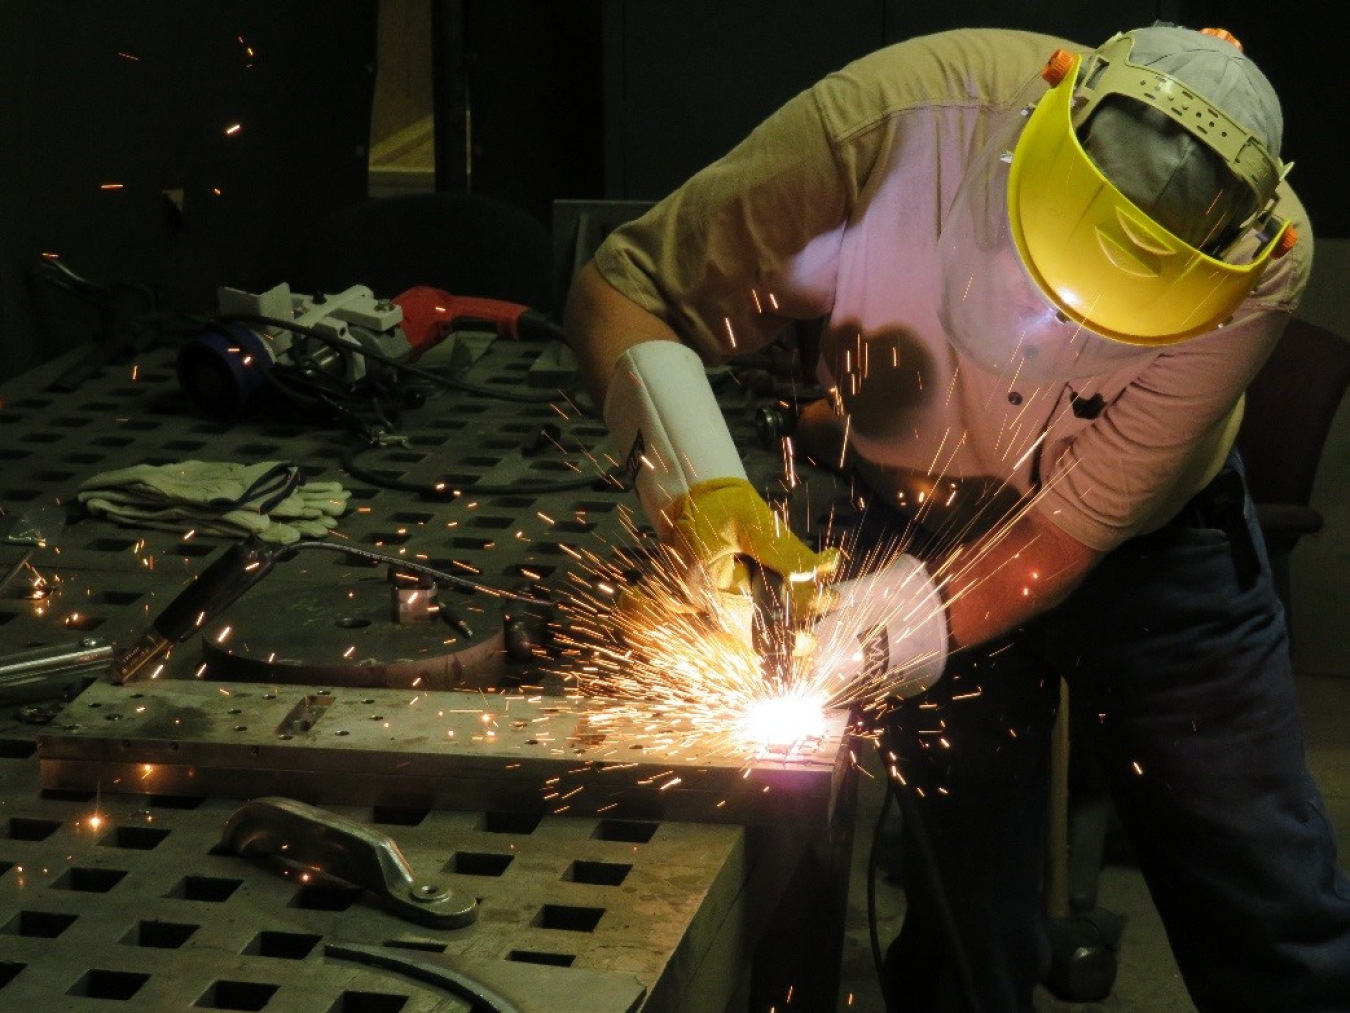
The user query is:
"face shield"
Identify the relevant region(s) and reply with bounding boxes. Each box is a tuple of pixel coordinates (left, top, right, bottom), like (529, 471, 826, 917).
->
(938, 35, 1294, 384)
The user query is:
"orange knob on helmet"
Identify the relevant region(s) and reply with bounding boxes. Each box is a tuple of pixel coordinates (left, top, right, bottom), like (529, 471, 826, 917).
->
(1273, 225, 1299, 259)
(1041, 48, 1076, 86)
(1200, 27, 1243, 51)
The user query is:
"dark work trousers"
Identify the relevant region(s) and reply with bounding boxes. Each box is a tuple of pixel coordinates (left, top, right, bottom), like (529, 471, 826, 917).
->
(864, 453, 1350, 1012)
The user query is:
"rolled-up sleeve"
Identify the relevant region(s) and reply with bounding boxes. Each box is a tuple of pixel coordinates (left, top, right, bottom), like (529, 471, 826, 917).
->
(593, 84, 865, 362)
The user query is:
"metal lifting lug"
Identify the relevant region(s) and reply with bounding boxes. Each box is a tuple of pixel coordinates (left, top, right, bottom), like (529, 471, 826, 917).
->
(219, 796, 478, 928)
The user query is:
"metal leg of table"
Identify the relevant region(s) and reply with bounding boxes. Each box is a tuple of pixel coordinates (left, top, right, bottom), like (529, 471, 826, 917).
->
(748, 763, 859, 1012)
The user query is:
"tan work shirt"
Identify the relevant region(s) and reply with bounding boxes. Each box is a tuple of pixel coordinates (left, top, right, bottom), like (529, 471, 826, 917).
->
(594, 28, 1311, 552)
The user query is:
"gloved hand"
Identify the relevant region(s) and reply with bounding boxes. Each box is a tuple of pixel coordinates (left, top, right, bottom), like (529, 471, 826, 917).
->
(807, 552, 949, 698)
(604, 341, 837, 618)
(667, 476, 838, 617)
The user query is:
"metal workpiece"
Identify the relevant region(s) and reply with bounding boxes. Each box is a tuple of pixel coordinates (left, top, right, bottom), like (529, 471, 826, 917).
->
(220, 797, 479, 928)
(196, 578, 512, 691)
(0, 637, 113, 705)
(37, 679, 853, 828)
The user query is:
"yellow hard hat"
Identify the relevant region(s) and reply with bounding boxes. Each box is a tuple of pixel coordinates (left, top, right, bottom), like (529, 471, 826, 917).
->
(1008, 32, 1295, 346)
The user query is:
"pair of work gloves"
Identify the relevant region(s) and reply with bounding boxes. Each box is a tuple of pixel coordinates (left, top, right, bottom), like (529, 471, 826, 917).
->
(77, 460, 350, 545)
(603, 340, 949, 694)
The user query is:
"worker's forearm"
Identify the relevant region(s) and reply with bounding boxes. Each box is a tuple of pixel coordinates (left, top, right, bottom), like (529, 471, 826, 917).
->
(937, 510, 1101, 651)
(563, 262, 682, 407)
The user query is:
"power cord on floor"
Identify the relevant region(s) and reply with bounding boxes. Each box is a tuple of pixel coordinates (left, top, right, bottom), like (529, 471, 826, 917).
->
(868, 770, 896, 999)
(870, 772, 986, 1013)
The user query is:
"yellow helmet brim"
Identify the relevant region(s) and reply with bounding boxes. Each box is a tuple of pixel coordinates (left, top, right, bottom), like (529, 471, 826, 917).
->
(1008, 53, 1289, 346)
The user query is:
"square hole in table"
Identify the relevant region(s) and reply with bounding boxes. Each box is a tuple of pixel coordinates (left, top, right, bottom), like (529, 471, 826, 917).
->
(99, 825, 170, 850)
(2, 816, 61, 841)
(121, 919, 199, 949)
(167, 875, 242, 903)
(594, 820, 658, 843)
(244, 930, 321, 959)
(52, 866, 127, 893)
(99, 589, 144, 606)
(1, 910, 78, 938)
(291, 883, 361, 911)
(564, 860, 631, 886)
(480, 811, 541, 835)
(148, 794, 203, 810)
(533, 903, 604, 932)
(507, 949, 575, 967)
(370, 805, 429, 827)
(447, 852, 513, 877)
(194, 980, 279, 1011)
(66, 968, 149, 1000)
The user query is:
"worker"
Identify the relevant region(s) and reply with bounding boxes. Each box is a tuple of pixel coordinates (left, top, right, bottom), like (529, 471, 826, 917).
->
(565, 21, 1350, 1013)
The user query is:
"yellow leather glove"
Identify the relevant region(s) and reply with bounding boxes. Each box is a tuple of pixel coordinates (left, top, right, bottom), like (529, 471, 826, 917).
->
(666, 476, 839, 620)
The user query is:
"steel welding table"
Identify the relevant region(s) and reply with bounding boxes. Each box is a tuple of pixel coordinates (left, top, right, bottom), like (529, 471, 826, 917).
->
(0, 334, 859, 1012)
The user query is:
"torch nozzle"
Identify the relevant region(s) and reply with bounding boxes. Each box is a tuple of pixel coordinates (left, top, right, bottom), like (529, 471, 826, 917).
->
(746, 560, 793, 689)
(109, 536, 283, 684)
(108, 629, 174, 685)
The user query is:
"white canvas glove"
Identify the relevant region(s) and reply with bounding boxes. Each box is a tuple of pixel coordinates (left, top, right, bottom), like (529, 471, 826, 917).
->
(78, 460, 301, 510)
(809, 553, 949, 698)
(77, 461, 348, 544)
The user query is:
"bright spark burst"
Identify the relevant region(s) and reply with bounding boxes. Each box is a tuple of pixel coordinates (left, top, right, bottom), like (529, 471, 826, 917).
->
(550, 522, 834, 757)
(737, 690, 828, 749)
(545, 391, 1071, 765)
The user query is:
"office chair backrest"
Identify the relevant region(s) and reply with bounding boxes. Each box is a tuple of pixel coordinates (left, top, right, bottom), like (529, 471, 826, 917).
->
(302, 192, 555, 314)
(1236, 317, 1350, 509)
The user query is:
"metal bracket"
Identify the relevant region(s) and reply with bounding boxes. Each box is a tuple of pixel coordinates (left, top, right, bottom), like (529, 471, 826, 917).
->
(219, 796, 478, 928)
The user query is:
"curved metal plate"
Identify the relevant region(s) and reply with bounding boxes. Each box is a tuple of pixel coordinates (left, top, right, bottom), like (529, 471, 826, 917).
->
(200, 578, 507, 690)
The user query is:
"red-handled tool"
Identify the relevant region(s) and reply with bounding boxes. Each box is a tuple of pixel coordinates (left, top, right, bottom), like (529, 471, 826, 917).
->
(393, 286, 561, 358)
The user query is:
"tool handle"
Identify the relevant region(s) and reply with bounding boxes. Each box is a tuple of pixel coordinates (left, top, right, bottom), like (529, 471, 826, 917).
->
(153, 537, 280, 643)
(221, 796, 477, 928)
(394, 286, 534, 356)
(745, 557, 793, 687)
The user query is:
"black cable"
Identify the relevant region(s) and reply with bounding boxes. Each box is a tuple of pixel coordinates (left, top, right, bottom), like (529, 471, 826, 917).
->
(340, 442, 611, 499)
(325, 942, 523, 1013)
(32, 257, 154, 308)
(194, 315, 612, 498)
(869, 770, 895, 1003)
(222, 312, 572, 405)
(887, 774, 985, 1013)
(285, 539, 550, 606)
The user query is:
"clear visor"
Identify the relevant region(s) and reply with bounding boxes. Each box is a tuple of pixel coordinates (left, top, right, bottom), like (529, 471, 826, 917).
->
(937, 99, 1161, 383)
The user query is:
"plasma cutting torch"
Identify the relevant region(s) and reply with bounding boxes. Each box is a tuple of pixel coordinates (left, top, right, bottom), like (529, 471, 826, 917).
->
(746, 559, 794, 689)
(109, 537, 284, 684)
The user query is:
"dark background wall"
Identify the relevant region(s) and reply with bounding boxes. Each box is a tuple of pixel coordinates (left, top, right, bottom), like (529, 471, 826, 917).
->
(0, 2, 377, 384)
(0, 1, 1339, 385)
(591, 0, 1337, 225)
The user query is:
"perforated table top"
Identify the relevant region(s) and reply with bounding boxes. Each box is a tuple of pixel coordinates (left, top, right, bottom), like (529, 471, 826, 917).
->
(0, 335, 857, 1012)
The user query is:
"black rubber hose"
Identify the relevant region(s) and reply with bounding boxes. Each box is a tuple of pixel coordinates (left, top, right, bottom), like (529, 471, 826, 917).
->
(889, 775, 985, 1013)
